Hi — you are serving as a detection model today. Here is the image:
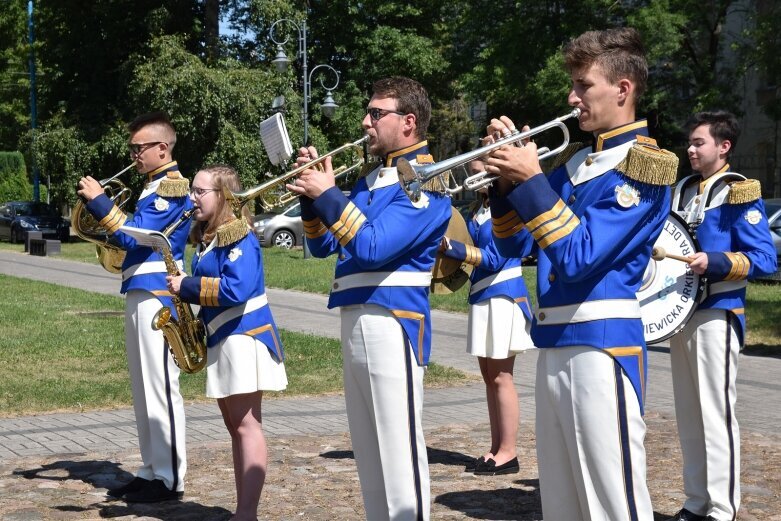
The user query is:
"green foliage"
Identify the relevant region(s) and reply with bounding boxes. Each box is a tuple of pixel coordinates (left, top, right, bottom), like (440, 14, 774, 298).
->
(0, 0, 29, 150)
(0, 151, 33, 201)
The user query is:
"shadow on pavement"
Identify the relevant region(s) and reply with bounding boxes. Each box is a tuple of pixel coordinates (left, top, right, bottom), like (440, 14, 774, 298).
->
(435, 482, 541, 520)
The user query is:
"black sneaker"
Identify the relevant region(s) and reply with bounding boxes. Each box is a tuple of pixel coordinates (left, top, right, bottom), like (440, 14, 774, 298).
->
(123, 479, 183, 503)
(474, 456, 520, 476)
(106, 476, 149, 498)
(667, 508, 708, 521)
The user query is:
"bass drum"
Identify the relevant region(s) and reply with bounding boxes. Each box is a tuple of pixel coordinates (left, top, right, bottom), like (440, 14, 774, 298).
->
(637, 212, 704, 344)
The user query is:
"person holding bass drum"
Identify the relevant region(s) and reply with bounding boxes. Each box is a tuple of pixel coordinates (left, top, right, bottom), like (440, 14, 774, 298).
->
(665, 111, 777, 521)
(439, 159, 535, 477)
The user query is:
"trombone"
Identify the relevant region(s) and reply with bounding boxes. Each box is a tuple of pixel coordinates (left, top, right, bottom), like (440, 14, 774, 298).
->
(398, 109, 581, 202)
(225, 136, 369, 214)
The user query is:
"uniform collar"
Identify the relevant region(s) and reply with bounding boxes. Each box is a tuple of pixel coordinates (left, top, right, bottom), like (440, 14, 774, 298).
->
(384, 140, 431, 167)
(698, 163, 730, 193)
(146, 161, 179, 183)
(594, 120, 648, 152)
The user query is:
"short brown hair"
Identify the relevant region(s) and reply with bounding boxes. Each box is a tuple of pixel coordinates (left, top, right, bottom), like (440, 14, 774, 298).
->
(687, 110, 740, 157)
(128, 111, 177, 150)
(371, 77, 431, 139)
(564, 27, 648, 100)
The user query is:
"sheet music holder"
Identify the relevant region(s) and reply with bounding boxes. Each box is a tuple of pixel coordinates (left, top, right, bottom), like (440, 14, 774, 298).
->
(119, 225, 172, 253)
(260, 113, 293, 166)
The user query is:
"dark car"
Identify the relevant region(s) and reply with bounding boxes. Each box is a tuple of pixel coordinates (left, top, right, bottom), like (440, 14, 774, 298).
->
(760, 198, 781, 281)
(0, 201, 71, 243)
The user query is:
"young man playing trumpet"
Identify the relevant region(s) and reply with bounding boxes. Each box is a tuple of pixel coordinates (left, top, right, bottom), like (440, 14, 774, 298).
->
(484, 28, 678, 520)
(666, 111, 776, 521)
(77, 112, 191, 503)
(287, 76, 451, 521)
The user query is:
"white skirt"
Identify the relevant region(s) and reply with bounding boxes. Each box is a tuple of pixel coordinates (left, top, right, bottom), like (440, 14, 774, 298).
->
(206, 334, 288, 398)
(467, 296, 535, 359)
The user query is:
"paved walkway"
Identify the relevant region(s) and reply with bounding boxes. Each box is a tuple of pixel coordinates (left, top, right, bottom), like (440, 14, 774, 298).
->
(1, 248, 779, 460)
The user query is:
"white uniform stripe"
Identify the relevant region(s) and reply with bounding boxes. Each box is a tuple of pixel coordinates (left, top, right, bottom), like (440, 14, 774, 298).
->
(332, 271, 432, 292)
(536, 299, 640, 324)
(206, 294, 268, 335)
(469, 265, 524, 295)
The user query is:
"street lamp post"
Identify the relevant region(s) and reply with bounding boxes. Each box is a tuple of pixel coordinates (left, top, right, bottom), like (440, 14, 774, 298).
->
(269, 18, 340, 258)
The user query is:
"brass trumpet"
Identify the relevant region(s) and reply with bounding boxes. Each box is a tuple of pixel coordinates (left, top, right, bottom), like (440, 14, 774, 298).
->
(72, 161, 137, 273)
(225, 136, 369, 214)
(398, 109, 581, 202)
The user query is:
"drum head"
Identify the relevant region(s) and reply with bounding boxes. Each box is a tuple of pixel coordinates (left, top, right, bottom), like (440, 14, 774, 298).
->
(638, 212, 704, 344)
(431, 206, 474, 295)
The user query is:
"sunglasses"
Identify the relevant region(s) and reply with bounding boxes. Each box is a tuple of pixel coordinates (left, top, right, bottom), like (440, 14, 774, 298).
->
(366, 108, 406, 121)
(128, 141, 165, 155)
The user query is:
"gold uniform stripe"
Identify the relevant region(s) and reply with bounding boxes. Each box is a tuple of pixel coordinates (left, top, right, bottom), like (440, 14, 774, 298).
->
(492, 212, 525, 239)
(243, 324, 282, 355)
(200, 277, 220, 307)
(525, 199, 567, 230)
(464, 245, 483, 266)
(303, 218, 329, 239)
(100, 205, 127, 234)
(536, 214, 580, 248)
(391, 309, 425, 365)
(725, 252, 750, 281)
(151, 290, 172, 297)
(514, 296, 531, 315)
(604, 346, 644, 400)
(330, 202, 367, 246)
(732, 307, 745, 315)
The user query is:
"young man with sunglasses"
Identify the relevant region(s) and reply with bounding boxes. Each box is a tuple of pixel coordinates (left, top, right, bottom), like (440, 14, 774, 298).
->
(77, 112, 192, 503)
(287, 76, 451, 520)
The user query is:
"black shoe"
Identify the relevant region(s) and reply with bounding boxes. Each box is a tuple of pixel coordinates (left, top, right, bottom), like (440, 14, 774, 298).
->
(474, 456, 520, 476)
(667, 508, 708, 521)
(464, 456, 486, 472)
(123, 479, 183, 503)
(106, 476, 150, 498)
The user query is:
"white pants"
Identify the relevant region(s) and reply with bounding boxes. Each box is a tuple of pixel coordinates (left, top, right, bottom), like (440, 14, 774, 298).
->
(670, 308, 741, 521)
(340, 304, 429, 521)
(125, 290, 187, 492)
(535, 346, 653, 521)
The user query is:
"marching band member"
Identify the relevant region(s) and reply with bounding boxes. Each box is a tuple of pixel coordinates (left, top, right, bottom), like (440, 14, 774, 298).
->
(168, 165, 287, 521)
(440, 160, 535, 476)
(485, 28, 678, 520)
(666, 111, 776, 521)
(287, 76, 451, 521)
(78, 112, 190, 503)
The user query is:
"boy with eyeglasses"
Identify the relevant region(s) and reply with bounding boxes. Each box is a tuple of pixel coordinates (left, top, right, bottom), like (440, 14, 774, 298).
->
(287, 76, 451, 520)
(77, 111, 192, 503)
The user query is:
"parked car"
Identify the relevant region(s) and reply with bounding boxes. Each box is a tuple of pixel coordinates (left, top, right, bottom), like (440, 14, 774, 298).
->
(760, 198, 781, 281)
(251, 202, 303, 249)
(0, 201, 70, 243)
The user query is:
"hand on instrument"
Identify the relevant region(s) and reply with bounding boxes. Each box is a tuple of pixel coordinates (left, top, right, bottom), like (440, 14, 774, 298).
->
(77, 176, 104, 201)
(167, 274, 185, 295)
(484, 117, 542, 186)
(286, 146, 336, 199)
(438, 236, 451, 253)
(688, 252, 708, 275)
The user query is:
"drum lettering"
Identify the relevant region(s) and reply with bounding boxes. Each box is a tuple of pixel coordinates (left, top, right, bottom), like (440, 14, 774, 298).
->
(680, 242, 692, 256)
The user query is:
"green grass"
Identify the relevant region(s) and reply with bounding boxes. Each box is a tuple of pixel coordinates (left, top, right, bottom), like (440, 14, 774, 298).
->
(0, 274, 474, 416)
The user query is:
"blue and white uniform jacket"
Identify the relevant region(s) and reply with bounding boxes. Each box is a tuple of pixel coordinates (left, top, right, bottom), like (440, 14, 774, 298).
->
(300, 140, 452, 366)
(672, 165, 777, 344)
(178, 219, 283, 362)
(86, 161, 192, 311)
(442, 204, 533, 319)
(490, 121, 678, 412)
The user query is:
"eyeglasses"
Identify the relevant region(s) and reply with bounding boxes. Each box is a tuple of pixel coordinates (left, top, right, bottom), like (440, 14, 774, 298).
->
(190, 187, 219, 197)
(366, 107, 406, 121)
(128, 141, 165, 156)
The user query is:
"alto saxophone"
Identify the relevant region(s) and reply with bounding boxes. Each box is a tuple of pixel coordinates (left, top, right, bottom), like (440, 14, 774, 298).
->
(152, 209, 208, 374)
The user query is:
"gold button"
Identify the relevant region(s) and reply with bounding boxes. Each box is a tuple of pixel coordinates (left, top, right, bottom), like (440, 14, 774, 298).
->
(585, 157, 593, 166)
(538, 312, 546, 321)
(548, 273, 556, 282)
(339, 254, 346, 260)
(332, 282, 339, 290)
(695, 197, 701, 204)
(379, 171, 384, 178)
(568, 195, 576, 204)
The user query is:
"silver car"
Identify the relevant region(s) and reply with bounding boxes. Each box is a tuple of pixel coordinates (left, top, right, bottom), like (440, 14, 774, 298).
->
(252, 202, 303, 249)
(761, 198, 781, 281)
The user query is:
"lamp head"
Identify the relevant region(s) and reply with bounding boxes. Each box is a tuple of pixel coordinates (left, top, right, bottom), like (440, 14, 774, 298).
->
(272, 45, 289, 73)
(321, 90, 338, 118)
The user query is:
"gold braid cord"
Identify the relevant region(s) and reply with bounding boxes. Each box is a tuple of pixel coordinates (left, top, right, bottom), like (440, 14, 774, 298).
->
(727, 179, 762, 205)
(216, 218, 251, 247)
(615, 144, 679, 186)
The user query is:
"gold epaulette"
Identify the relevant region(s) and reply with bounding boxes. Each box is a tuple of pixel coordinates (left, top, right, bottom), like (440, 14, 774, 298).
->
(359, 161, 382, 178)
(422, 170, 451, 194)
(416, 154, 434, 164)
(156, 173, 190, 198)
(615, 140, 679, 186)
(216, 218, 250, 247)
(540, 142, 584, 172)
(727, 179, 761, 205)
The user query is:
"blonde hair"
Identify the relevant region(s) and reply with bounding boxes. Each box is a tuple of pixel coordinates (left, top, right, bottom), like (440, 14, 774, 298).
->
(190, 165, 251, 244)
